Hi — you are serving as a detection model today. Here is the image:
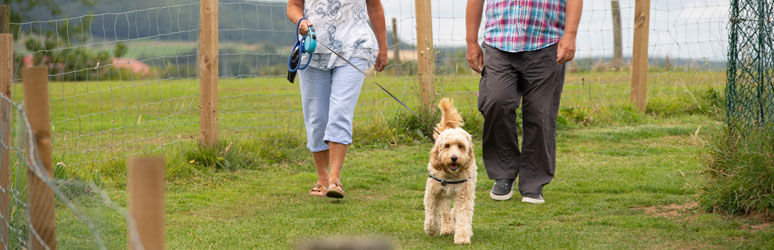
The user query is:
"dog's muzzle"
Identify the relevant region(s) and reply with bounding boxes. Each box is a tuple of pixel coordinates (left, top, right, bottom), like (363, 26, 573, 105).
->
(450, 156, 459, 171)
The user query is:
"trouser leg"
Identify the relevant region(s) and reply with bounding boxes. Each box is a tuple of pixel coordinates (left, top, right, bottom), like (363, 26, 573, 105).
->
(478, 44, 522, 180)
(517, 44, 566, 196)
(325, 58, 367, 145)
(299, 66, 333, 152)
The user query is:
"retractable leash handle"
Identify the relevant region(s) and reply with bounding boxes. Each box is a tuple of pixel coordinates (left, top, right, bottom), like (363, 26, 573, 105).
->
(287, 18, 317, 83)
(304, 26, 317, 54)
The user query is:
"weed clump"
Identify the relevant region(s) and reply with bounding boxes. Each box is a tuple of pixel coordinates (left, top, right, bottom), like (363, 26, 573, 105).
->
(647, 87, 725, 117)
(175, 131, 307, 177)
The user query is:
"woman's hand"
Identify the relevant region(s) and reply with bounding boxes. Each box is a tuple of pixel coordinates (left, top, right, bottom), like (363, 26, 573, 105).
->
(298, 19, 312, 36)
(367, 0, 388, 72)
(287, 0, 309, 34)
(374, 50, 388, 72)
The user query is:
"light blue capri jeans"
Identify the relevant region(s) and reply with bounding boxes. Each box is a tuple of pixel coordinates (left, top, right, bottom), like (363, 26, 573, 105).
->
(299, 57, 368, 152)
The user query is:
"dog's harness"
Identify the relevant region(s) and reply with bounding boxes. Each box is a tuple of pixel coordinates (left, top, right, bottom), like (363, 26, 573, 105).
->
(429, 174, 468, 186)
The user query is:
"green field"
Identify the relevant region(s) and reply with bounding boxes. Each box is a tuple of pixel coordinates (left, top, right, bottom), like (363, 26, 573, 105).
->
(12, 71, 771, 249)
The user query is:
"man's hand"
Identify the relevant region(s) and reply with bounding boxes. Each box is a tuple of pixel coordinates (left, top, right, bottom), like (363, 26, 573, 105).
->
(374, 50, 388, 72)
(556, 33, 576, 64)
(298, 19, 312, 36)
(467, 43, 484, 73)
(559, 0, 582, 64)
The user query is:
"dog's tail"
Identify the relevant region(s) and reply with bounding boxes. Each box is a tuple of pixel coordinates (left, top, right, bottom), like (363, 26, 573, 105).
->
(434, 98, 464, 136)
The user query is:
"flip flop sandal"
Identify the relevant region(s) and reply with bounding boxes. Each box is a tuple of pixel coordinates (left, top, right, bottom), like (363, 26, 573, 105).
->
(326, 183, 345, 199)
(309, 183, 327, 197)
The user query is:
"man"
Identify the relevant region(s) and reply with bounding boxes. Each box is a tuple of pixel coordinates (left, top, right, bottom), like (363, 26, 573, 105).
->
(466, 0, 582, 203)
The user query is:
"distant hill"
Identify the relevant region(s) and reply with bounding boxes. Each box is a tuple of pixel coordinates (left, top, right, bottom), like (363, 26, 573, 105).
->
(19, 0, 294, 44)
(19, 0, 400, 45)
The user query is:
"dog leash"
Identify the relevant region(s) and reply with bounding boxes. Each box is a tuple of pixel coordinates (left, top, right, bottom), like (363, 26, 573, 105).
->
(286, 19, 438, 136)
(318, 41, 442, 136)
(315, 41, 427, 121)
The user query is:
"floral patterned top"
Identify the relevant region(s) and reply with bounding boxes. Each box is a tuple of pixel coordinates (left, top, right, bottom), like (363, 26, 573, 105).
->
(303, 0, 378, 70)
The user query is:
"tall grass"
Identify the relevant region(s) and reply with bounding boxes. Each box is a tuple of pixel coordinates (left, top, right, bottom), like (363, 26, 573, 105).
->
(701, 126, 774, 218)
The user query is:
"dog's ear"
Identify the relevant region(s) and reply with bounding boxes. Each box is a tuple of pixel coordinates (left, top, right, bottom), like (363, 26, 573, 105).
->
(466, 140, 475, 161)
(429, 143, 444, 170)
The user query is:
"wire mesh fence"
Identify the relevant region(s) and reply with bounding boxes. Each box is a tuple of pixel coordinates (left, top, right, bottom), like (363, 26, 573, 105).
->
(727, 0, 773, 130)
(0, 95, 141, 249)
(7, 0, 735, 243)
(2, 0, 734, 193)
(8, 0, 731, 171)
(11, 2, 202, 171)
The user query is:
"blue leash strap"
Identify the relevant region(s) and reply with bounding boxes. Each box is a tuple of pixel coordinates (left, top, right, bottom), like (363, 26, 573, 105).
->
(287, 17, 317, 83)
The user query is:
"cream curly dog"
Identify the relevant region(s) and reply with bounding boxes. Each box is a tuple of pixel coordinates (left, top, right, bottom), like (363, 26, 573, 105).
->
(424, 98, 477, 245)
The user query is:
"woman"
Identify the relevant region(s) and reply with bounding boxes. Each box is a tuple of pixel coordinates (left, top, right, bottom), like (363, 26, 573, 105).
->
(287, 0, 388, 198)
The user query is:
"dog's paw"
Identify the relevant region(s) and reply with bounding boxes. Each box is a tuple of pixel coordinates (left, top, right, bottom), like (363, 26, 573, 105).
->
(424, 227, 440, 237)
(453, 235, 471, 245)
(440, 225, 454, 236)
(454, 237, 470, 245)
(454, 230, 472, 245)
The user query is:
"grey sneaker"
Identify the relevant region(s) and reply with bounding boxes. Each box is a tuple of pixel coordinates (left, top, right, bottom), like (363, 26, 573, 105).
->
(489, 179, 515, 201)
(521, 193, 545, 204)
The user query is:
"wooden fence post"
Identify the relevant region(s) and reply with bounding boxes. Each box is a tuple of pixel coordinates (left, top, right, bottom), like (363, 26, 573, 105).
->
(22, 66, 57, 250)
(414, 0, 435, 112)
(391, 18, 401, 76)
(631, 0, 650, 112)
(611, 0, 623, 69)
(0, 5, 9, 34)
(128, 156, 166, 250)
(199, 0, 218, 146)
(0, 5, 11, 247)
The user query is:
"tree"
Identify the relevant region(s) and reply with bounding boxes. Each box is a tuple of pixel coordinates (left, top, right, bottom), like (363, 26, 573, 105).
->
(5, 0, 136, 81)
(113, 41, 127, 58)
(3, 0, 95, 33)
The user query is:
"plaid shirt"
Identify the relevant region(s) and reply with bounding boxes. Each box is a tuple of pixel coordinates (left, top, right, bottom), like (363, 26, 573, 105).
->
(484, 0, 566, 53)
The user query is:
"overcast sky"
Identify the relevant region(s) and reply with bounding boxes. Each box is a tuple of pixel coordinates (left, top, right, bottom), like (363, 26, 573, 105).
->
(375, 0, 730, 60)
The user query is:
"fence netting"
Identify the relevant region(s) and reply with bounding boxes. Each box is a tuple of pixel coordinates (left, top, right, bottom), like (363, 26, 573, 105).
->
(727, 0, 773, 130)
(11, 2, 202, 172)
(9, 0, 731, 172)
(0, 96, 141, 249)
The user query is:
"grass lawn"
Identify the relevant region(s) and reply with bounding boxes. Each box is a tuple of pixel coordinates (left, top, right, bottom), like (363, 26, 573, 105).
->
(83, 113, 771, 249)
(11, 72, 767, 248)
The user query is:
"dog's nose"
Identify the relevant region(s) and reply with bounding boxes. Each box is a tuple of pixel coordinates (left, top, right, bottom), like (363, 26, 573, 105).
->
(451, 156, 458, 162)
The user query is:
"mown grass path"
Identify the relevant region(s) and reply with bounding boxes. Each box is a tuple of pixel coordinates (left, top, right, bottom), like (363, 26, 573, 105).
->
(109, 114, 771, 249)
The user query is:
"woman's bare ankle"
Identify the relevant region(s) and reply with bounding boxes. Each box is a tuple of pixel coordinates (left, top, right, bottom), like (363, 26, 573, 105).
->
(329, 177, 340, 185)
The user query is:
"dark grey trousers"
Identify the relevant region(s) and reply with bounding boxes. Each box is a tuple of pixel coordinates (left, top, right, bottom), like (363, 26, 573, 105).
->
(477, 43, 565, 196)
